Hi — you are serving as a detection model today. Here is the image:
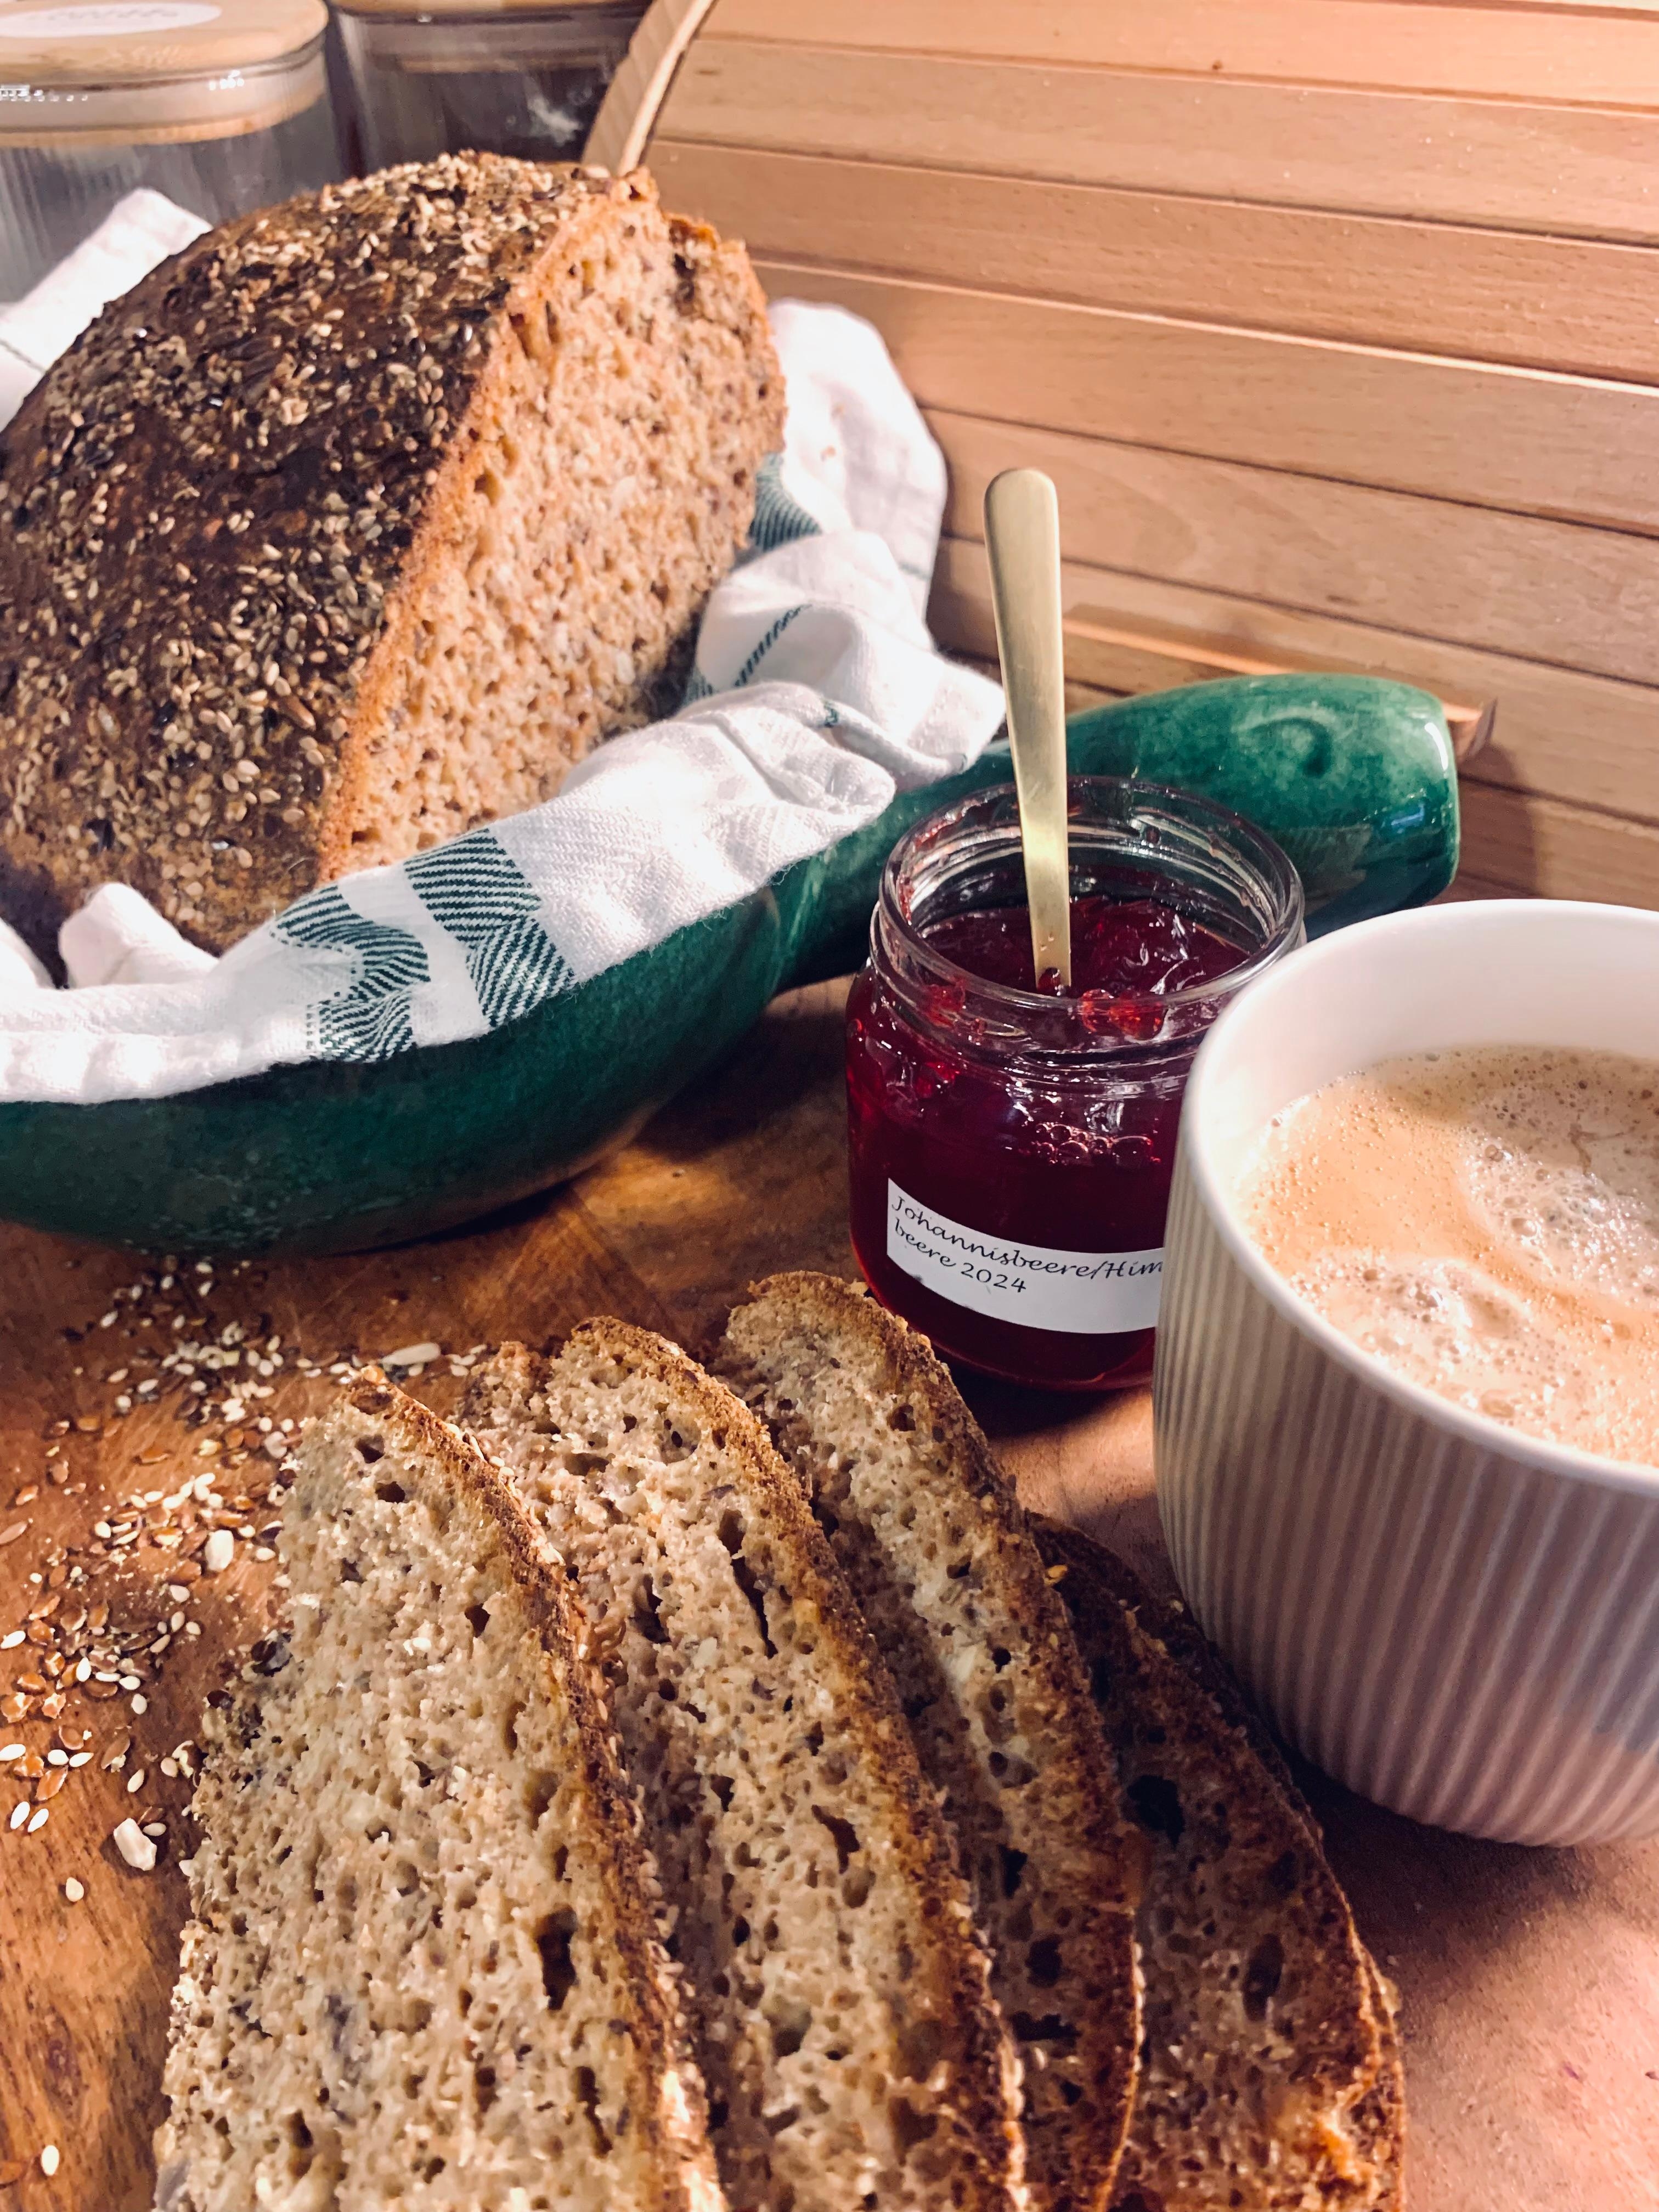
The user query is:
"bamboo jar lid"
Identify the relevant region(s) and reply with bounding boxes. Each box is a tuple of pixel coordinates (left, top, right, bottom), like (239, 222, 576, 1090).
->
(0, 0, 324, 80)
(0, 0, 328, 140)
(335, 1, 633, 15)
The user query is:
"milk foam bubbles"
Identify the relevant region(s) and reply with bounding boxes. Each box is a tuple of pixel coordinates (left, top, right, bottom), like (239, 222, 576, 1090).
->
(1463, 1071, 1659, 1312)
(1285, 1250, 1600, 1440)
(1238, 1046, 1659, 1466)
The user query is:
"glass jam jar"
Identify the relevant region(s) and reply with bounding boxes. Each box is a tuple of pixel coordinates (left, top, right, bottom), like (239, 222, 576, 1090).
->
(846, 777, 1304, 1391)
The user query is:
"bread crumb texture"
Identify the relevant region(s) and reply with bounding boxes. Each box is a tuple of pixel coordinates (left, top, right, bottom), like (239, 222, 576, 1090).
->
(461, 1323, 1025, 2212)
(154, 1376, 723, 2212)
(0, 154, 782, 955)
(717, 1273, 1142, 2212)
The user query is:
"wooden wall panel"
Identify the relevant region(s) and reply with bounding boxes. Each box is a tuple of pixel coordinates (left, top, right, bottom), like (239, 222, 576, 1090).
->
(707, 0, 1659, 108)
(926, 411, 1659, 690)
(661, 43, 1659, 244)
(632, 0, 1659, 903)
(1458, 786, 1659, 911)
(754, 262, 1659, 539)
(928, 537, 1659, 832)
(657, 143, 1659, 382)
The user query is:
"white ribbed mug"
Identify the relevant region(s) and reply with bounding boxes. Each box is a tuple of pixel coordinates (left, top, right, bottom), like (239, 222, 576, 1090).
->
(1154, 899, 1659, 1844)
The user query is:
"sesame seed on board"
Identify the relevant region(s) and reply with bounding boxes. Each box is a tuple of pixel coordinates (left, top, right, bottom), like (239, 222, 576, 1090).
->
(3, 1256, 490, 1882)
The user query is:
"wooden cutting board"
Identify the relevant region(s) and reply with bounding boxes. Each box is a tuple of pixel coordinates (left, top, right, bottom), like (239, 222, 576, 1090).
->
(1, 978, 1655, 2209)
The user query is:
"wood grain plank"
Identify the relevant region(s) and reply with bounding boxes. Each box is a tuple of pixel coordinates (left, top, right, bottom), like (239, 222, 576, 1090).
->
(1458, 782, 1659, 905)
(927, 410, 1659, 689)
(752, 262, 1659, 537)
(704, 0, 1659, 107)
(658, 143, 1659, 382)
(930, 534, 1659, 826)
(659, 42, 1659, 244)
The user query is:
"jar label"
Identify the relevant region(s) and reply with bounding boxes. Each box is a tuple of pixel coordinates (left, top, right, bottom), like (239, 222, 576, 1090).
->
(886, 1181, 1163, 1336)
(0, 4, 221, 38)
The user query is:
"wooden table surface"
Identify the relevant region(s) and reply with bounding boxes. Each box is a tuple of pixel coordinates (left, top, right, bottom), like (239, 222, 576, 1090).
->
(1, 979, 1655, 2210)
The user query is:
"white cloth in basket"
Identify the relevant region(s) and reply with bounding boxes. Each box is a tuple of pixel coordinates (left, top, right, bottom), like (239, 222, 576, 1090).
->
(0, 208, 1004, 1105)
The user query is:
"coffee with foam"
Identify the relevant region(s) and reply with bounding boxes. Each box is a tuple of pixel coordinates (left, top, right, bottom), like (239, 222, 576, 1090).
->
(1237, 1046, 1659, 1465)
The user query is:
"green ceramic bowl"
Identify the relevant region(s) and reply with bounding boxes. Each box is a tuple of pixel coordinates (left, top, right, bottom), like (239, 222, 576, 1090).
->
(0, 675, 1455, 1254)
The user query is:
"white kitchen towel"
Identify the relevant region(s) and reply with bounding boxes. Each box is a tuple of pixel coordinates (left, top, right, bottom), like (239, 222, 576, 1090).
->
(0, 237, 1005, 1105)
(0, 189, 208, 430)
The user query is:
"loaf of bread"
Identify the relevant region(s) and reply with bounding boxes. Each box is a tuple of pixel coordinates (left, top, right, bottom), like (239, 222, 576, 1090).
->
(1032, 1521, 1406, 2212)
(154, 1374, 724, 2212)
(0, 154, 782, 957)
(718, 1273, 1143, 2212)
(460, 1323, 1026, 2212)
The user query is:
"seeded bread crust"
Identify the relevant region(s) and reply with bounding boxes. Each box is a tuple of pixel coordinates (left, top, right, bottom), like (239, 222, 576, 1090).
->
(716, 1273, 1142, 2212)
(0, 154, 782, 956)
(1031, 1521, 1406, 2212)
(154, 1373, 724, 2212)
(461, 1324, 1026, 2212)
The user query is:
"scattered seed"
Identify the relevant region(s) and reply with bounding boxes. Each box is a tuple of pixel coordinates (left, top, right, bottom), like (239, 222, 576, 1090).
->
(7, 1802, 25, 1831)
(36, 1770, 65, 1801)
(39, 2147, 59, 2178)
(64, 1877, 84, 1902)
(113, 1817, 156, 1871)
(0, 1744, 21, 1761)
(202, 1529, 235, 1575)
(26, 1805, 48, 1832)
(127, 1769, 145, 1793)
(0, 1522, 26, 1548)
(142, 1821, 166, 1838)
(131, 1693, 148, 1715)
(68, 1753, 90, 1768)
(0, 1632, 21, 1650)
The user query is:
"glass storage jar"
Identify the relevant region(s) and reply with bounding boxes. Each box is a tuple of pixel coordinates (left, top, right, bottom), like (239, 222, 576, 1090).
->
(331, 0, 647, 171)
(845, 778, 1305, 1393)
(0, 0, 340, 299)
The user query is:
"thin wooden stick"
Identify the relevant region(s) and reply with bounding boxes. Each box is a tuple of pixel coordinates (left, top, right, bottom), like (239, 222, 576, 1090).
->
(585, 0, 721, 173)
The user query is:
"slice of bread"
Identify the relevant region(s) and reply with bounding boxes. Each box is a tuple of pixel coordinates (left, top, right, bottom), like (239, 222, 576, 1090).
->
(1031, 1521, 1406, 2212)
(716, 1273, 1142, 2212)
(459, 1323, 1025, 2212)
(154, 1373, 724, 2212)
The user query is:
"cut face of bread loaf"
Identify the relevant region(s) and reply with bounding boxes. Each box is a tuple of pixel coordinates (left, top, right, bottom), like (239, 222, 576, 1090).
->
(154, 1374, 724, 2212)
(1031, 1522, 1406, 2212)
(459, 1323, 1025, 2212)
(0, 154, 782, 956)
(717, 1273, 1142, 2212)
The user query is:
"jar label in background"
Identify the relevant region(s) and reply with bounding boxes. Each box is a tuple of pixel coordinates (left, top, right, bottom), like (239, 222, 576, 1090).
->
(886, 1181, 1163, 1336)
(0, 3, 219, 38)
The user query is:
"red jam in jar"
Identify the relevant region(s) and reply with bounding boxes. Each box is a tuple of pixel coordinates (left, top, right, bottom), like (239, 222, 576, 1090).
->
(847, 778, 1304, 1391)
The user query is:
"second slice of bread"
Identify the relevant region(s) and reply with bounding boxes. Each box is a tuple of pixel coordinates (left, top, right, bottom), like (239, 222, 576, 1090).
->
(154, 1373, 723, 2212)
(718, 1273, 1142, 2212)
(460, 1322, 1025, 2212)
